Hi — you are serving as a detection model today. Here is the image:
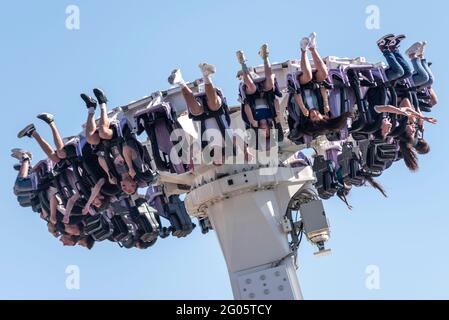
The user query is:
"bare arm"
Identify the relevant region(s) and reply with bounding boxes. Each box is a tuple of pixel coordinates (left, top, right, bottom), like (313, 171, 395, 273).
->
(40, 208, 49, 220)
(65, 192, 80, 217)
(319, 87, 330, 113)
(50, 194, 59, 224)
(244, 104, 258, 127)
(374, 105, 409, 116)
(98, 156, 116, 184)
(402, 106, 421, 117)
(122, 145, 137, 178)
(83, 178, 106, 214)
(418, 114, 437, 124)
(294, 93, 309, 117)
(403, 107, 438, 124)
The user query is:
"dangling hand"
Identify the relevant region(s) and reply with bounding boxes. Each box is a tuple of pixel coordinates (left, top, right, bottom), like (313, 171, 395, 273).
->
(424, 116, 437, 124)
(82, 206, 90, 215)
(108, 174, 117, 185)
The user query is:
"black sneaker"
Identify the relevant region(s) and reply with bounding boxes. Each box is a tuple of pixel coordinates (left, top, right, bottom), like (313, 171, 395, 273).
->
(13, 164, 21, 171)
(17, 124, 36, 138)
(275, 122, 284, 142)
(93, 88, 108, 104)
(377, 34, 395, 51)
(80, 93, 97, 109)
(389, 34, 406, 51)
(37, 112, 54, 124)
(288, 128, 301, 140)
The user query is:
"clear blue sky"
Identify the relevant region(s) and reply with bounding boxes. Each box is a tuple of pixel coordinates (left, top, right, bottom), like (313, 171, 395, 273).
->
(0, 0, 448, 299)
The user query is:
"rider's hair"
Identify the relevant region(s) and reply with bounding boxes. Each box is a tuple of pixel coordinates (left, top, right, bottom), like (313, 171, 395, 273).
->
(97, 195, 111, 212)
(399, 140, 419, 172)
(415, 139, 430, 155)
(363, 175, 388, 198)
(304, 112, 353, 136)
(337, 186, 353, 210)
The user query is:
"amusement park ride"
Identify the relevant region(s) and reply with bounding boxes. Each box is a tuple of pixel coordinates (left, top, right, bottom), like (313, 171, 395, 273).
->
(16, 54, 433, 300)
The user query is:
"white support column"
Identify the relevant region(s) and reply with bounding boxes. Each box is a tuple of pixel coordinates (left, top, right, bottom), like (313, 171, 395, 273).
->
(185, 165, 317, 300)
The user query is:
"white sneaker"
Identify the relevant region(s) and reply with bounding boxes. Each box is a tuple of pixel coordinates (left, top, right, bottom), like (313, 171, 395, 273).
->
(405, 42, 422, 57)
(11, 148, 32, 161)
(308, 32, 317, 49)
(300, 37, 310, 51)
(198, 63, 216, 77)
(258, 43, 269, 59)
(236, 50, 247, 64)
(151, 90, 163, 99)
(418, 41, 427, 57)
(62, 136, 78, 145)
(149, 91, 163, 107)
(168, 69, 184, 85)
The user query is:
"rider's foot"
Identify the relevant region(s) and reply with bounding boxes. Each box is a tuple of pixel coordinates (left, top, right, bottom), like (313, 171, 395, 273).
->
(300, 37, 310, 52)
(198, 63, 216, 78)
(417, 41, 427, 57)
(308, 32, 317, 49)
(258, 43, 269, 59)
(288, 128, 301, 140)
(17, 124, 36, 139)
(93, 88, 108, 105)
(236, 50, 247, 65)
(377, 33, 395, 51)
(168, 69, 185, 86)
(11, 148, 32, 161)
(80, 93, 97, 109)
(389, 34, 406, 51)
(37, 112, 54, 125)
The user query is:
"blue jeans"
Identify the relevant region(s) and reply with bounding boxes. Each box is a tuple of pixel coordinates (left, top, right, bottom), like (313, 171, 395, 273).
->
(383, 50, 412, 82)
(14, 176, 33, 196)
(17, 195, 32, 207)
(420, 59, 434, 87)
(411, 58, 430, 87)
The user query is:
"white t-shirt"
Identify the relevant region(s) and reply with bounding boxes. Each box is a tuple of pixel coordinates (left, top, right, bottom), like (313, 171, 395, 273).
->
(254, 98, 269, 110)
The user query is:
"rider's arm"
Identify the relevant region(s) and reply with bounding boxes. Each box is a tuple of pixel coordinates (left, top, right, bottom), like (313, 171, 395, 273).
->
(83, 178, 105, 213)
(294, 93, 309, 117)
